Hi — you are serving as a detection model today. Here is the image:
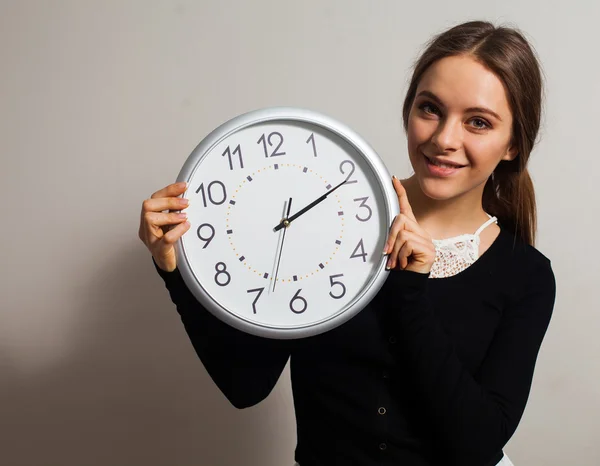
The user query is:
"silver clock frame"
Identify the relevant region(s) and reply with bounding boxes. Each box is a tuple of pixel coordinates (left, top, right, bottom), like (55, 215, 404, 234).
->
(174, 107, 399, 339)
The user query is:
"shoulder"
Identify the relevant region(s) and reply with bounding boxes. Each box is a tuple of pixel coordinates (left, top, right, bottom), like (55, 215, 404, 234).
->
(498, 230, 556, 314)
(497, 229, 552, 272)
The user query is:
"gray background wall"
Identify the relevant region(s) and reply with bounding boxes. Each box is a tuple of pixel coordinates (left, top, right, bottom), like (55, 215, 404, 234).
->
(1, 1, 598, 465)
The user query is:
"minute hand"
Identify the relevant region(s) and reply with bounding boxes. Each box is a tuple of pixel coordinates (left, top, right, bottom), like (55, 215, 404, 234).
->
(273, 178, 349, 232)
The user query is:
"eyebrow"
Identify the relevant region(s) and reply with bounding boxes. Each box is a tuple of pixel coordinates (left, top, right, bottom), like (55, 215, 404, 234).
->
(416, 90, 503, 121)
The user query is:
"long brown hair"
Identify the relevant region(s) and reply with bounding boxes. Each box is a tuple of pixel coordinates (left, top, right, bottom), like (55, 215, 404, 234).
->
(402, 21, 545, 246)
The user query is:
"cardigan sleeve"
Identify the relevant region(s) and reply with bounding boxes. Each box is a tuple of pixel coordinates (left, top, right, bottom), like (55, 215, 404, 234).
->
(386, 256, 556, 466)
(152, 257, 292, 409)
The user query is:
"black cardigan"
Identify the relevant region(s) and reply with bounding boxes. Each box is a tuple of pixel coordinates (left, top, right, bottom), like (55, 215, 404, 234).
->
(153, 227, 556, 466)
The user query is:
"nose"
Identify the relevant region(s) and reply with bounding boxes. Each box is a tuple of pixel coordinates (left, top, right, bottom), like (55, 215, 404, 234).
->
(431, 116, 462, 153)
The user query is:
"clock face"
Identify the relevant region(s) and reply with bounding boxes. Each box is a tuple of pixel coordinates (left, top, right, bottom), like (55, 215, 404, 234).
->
(176, 109, 397, 338)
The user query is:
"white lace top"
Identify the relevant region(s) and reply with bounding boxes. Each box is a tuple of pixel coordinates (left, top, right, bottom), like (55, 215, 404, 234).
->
(429, 214, 498, 279)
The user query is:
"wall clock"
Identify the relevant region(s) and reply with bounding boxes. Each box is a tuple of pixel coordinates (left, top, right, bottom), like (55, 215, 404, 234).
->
(174, 107, 398, 339)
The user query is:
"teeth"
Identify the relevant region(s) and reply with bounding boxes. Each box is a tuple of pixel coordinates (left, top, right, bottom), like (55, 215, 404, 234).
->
(430, 158, 461, 169)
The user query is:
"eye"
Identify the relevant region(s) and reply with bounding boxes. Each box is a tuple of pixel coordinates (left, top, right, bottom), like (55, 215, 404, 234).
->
(470, 117, 491, 130)
(417, 101, 440, 116)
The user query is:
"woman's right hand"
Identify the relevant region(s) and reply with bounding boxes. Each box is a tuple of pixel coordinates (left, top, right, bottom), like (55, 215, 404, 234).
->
(139, 181, 191, 272)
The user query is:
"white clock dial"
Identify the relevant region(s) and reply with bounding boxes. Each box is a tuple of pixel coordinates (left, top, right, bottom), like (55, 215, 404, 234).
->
(175, 108, 398, 339)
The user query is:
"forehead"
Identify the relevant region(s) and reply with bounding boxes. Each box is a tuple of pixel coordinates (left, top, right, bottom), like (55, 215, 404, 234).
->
(416, 55, 512, 119)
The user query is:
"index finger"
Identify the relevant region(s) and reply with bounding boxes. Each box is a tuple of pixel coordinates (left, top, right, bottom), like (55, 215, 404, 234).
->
(392, 176, 416, 222)
(151, 181, 188, 200)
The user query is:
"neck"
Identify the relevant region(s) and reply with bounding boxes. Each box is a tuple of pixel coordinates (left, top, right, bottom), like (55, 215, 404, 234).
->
(401, 175, 489, 239)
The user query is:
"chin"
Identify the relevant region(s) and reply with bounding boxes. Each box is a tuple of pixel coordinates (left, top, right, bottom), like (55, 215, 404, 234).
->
(417, 178, 461, 200)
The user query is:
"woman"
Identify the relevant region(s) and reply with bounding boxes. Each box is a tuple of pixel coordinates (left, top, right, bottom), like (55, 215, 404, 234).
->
(139, 20, 556, 466)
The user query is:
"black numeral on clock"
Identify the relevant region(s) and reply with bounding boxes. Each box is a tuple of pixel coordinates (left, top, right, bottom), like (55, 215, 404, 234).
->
(353, 197, 372, 222)
(350, 238, 368, 262)
(340, 160, 358, 184)
(197, 181, 227, 206)
(222, 144, 244, 170)
(258, 132, 286, 158)
(247, 287, 264, 314)
(197, 223, 215, 248)
(328, 274, 346, 299)
(214, 262, 231, 286)
(306, 133, 318, 157)
(290, 289, 308, 314)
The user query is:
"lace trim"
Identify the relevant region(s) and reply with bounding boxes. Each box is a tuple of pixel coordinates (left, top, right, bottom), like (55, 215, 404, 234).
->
(429, 215, 497, 279)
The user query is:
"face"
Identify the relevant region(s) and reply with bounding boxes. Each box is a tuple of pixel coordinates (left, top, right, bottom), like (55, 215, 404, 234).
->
(406, 55, 518, 201)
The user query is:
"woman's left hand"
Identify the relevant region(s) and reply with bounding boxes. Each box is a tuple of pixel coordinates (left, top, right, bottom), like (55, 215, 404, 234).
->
(383, 176, 436, 274)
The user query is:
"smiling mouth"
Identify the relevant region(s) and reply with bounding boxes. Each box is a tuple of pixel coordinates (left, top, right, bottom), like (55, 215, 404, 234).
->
(423, 154, 466, 169)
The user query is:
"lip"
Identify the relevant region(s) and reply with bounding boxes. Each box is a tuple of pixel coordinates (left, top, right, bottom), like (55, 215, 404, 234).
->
(422, 153, 465, 177)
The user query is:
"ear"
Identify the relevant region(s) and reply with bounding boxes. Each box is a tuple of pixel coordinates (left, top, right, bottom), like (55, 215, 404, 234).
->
(501, 140, 518, 162)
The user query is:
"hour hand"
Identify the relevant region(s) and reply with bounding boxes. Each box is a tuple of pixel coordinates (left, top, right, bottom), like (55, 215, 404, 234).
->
(272, 177, 348, 232)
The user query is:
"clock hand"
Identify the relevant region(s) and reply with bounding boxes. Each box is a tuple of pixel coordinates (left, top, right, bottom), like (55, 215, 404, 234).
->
(273, 197, 293, 292)
(273, 177, 349, 232)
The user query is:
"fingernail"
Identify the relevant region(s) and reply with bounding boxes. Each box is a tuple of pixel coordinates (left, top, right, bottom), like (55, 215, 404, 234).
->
(392, 175, 397, 180)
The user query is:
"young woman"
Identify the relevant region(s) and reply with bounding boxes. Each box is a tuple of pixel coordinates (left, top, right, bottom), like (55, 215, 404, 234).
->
(139, 20, 556, 466)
